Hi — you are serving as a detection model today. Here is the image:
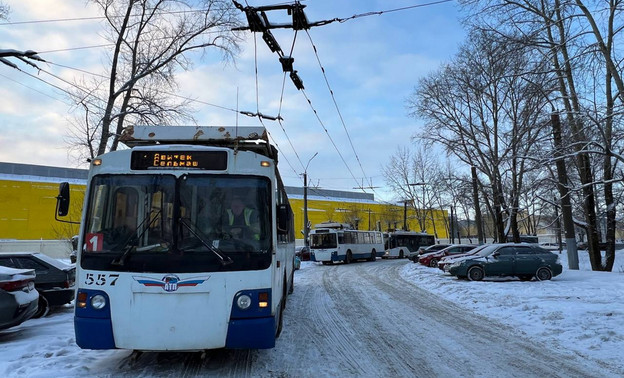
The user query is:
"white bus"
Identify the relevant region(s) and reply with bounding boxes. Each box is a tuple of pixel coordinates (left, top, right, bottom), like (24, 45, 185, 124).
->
(55, 126, 295, 351)
(309, 223, 384, 264)
(384, 231, 435, 259)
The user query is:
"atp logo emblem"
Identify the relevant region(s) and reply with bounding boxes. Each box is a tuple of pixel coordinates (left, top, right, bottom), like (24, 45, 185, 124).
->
(134, 274, 209, 292)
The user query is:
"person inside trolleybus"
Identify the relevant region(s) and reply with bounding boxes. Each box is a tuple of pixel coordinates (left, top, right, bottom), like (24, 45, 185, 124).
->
(224, 193, 260, 241)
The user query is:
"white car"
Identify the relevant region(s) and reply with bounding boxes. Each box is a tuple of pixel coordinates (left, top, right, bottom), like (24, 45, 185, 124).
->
(539, 242, 560, 251)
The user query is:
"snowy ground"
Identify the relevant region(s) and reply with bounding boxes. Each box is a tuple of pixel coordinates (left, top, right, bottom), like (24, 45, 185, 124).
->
(400, 250, 624, 374)
(0, 251, 622, 376)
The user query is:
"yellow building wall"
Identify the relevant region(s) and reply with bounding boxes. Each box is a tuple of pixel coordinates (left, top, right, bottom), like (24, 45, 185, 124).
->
(0, 179, 83, 240)
(289, 198, 448, 239)
(0, 177, 448, 241)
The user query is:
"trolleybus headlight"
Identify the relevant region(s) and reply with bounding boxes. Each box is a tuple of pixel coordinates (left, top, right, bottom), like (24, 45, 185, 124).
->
(91, 294, 107, 310)
(236, 294, 252, 310)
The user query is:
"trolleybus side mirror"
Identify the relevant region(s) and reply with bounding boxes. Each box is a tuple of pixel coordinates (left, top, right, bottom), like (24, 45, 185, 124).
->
(277, 204, 291, 235)
(56, 182, 71, 217)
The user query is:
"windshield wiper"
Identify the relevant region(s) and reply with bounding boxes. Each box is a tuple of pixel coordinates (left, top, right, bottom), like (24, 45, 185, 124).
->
(179, 218, 234, 266)
(111, 210, 161, 267)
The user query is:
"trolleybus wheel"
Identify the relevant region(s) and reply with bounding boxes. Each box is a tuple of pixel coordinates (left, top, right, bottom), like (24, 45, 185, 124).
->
(345, 251, 352, 264)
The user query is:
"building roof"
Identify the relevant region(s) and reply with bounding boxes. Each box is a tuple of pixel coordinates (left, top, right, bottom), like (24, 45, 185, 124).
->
(0, 162, 375, 202)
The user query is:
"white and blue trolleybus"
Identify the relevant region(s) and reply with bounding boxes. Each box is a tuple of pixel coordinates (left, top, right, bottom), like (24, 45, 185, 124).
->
(309, 223, 384, 264)
(384, 231, 435, 258)
(55, 126, 295, 351)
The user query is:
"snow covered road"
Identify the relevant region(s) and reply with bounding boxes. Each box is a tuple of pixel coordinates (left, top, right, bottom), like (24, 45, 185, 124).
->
(1, 258, 620, 377)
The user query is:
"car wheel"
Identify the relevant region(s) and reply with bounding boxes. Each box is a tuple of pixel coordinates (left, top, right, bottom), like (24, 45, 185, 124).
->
(429, 258, 438, 268)
(518, 275, 533, 281)
(345, 250, 352, 264)
(467, 266, 484, 281)
(33, 295, 50, 318)
(535, 267, 553, 281)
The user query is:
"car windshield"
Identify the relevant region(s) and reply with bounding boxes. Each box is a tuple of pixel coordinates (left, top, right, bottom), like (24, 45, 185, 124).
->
(81, 174, 272, 273)
(475, 245, 499, 257)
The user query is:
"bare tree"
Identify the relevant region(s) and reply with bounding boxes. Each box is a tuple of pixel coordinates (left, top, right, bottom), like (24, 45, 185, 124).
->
(408, 30, 552, 243)
(68, 0, 242, 159)
(382, 144, 447, 236)
(459, 0, 623, 270)
(0, 3, 8, 20)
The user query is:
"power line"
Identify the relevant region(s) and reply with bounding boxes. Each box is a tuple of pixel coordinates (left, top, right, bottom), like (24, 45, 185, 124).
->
(0, 8, 233, 26)
(0, 1, 453, 28)
(0, 72, 69, 105)
(35, 29, 227, 55)
(43, 60, 276, 119)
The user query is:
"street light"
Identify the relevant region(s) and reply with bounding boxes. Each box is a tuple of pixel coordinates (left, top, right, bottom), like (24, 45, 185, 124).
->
(403, 183, 425, 231)
(303, 152, 318, 247)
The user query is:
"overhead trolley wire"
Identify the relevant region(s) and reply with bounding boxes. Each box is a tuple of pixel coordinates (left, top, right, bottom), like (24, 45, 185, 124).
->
(298, 88, 363, 191)
(275, 29, 307, 173)
(0, 1, 452, 28)
(304, 29, 374, 193)
(250, 29, 301, 178)
(307, 0, 455, 27)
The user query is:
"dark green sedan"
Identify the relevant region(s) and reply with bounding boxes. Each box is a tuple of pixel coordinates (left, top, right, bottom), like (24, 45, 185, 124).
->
(447, 243, 563, 281)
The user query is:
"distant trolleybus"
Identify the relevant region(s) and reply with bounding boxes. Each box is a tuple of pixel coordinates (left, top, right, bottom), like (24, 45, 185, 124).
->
(55, 126, 295, 351)
(384, 231, 435, 258)
(309, 223, 384, 264)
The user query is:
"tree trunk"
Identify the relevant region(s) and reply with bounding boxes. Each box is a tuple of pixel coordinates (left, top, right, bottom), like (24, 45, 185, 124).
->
(551, 113, 579, 269)
(471, 166, 484, 244)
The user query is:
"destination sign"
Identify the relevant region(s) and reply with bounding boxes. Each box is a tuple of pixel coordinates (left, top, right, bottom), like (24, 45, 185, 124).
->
(131, 151, 227, 170)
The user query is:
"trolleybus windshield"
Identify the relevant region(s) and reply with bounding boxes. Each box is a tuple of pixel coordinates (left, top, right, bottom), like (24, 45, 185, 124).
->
(81, 174, 272, 273)
(310, 232, 337, 249)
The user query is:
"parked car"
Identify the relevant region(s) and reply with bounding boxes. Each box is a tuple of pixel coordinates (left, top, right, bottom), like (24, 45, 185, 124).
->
(539, 242, 560, 251)
(0, 265, 39, 330)
(448, 243, 563, 281)
(295, 246, 311, 261)
(408, 244, 449, 262)
(419, 244, 477, 267)
(438, 244, 490, 271)
(0, 253, 76, 318)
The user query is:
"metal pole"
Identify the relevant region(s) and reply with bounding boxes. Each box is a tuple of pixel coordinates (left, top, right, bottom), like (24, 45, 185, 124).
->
(403, 201, 408, 231)
(303, 152, 317, 248)
(450, 206, 455, 244)
(303, 171, 309, 247)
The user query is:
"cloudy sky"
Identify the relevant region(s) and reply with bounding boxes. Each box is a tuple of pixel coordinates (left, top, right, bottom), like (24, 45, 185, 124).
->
(0, 0, 465, 202)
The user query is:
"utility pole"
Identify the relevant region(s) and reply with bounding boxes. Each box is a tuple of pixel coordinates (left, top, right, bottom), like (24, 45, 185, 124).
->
(450, 206, 455, 244)
(303, 152, 318, 247)
(402, 200, 409, 231)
